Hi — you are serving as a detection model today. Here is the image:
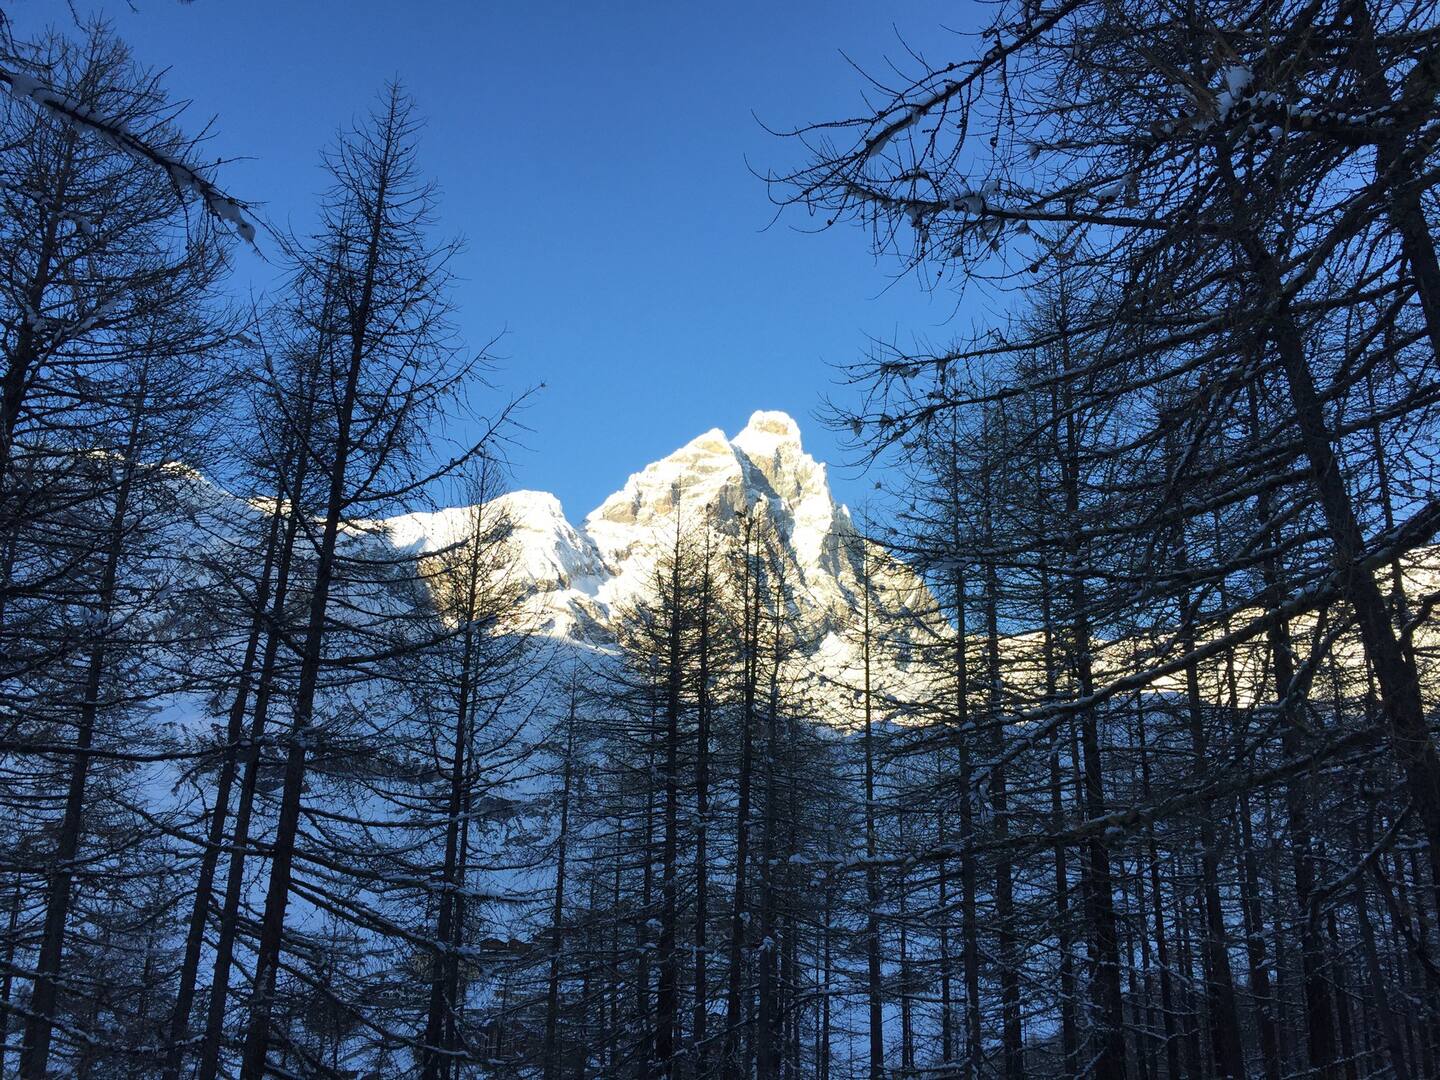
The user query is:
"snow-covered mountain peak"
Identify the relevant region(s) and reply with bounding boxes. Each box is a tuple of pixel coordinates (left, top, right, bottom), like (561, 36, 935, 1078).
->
(490, 491, 606, 591)
(383, 490, 587, 564)
(729, 410, 838, 573)
(734, 408, 802, 445)
(380, 412, 937, 690)
(581, 409, 843, 575)
(731, 410, 818, 499)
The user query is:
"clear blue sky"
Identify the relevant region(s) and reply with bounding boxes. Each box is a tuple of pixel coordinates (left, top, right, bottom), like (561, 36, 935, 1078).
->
(13, 0, 970, 520)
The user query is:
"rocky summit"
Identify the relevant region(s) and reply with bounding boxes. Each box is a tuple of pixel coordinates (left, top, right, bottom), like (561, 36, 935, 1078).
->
(384, 410, 935, 704)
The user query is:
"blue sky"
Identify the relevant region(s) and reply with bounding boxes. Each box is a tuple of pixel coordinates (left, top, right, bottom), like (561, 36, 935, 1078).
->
(14, 0, 968, 519)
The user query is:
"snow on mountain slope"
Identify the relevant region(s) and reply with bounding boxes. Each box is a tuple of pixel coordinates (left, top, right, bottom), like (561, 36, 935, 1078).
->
(382, 410, 937, 712)
(383, 491, 611, 641)
(385, 490, 606, 590)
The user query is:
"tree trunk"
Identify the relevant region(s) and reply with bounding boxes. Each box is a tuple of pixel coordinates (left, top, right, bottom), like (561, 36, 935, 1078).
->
(421, 580, 481, 1080)
(1137, 698, 1182, 1080)
(1058, 401, 1125, 1080)
(1042, 569, 1080, 1075)
(237, 120, 392, 1077)
(693, 532, 713, 1077)
(196, 452, 309, 1080)
(723, 521, 761, 1080)
(757, 578, 785, 1080)
(161, 484, 288, 1080)
(1232, 186, 1440, 933)
(637, 739, 657, 1080)
(1354, 838, 1412, 1080)
(20, 383, 144, 1079)
(951, 566, 982, 1075)
(654, 523, 684, 1080)
(543, 687, 578, 1080)
(1176, 564, 1246, 1079)
(860, 542, 885, 1080)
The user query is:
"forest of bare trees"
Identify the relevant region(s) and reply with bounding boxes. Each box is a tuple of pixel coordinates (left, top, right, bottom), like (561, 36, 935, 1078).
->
(3, 0, 1440, 1077)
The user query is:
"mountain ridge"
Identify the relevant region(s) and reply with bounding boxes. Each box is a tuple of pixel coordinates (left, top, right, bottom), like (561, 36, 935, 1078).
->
(383, 410, 934, 696)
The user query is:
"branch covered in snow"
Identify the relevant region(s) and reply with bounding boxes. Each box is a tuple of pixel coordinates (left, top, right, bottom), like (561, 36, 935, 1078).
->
(1, 64, 257, 245)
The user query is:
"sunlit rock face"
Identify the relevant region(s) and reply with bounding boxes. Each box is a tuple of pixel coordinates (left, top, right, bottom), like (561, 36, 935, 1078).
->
(384, 410, 938, 717)
(584, 410, 864, 614)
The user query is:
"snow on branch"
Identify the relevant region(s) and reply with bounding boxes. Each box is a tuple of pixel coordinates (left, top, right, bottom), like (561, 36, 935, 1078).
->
(1, 64, 258, 246)
(1155, 58, 1440, 149)
(862, 80, 958, 162)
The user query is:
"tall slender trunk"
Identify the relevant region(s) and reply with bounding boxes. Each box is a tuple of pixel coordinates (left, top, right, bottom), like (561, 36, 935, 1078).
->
(757, 577, 785, 1080)
(608, 819, 623, 1073)
(951, 565, 982, 1074)
(1058, 401, 1125, 1080)
(196, 322, 330, 1080)
(1175, 555, 1246, 1079)
(1272, 299, 1440, 916)
(442, 729, 476, 1080)
(1130, 810, 1161, 1080)
(860, 542, 885, 1080)
(161, 482, 288, 1080)
(0, 876, 21, 1079)
(693, 530, 713, 1077)
(543, 688, 579, 1080)
(820, 886, 833, 1080)
(1236, 786, 1282, 1080)
(1217, 524, 1284, 1080)
(723, 522, 761, 1080)
(1394, 848, 1440, 1068)
(1326, 905, 1361, 1080)
(1042, 568, 1079, 1075)
(1353, 824, 1413, 1080)
(1120, 869, 1149, 1080)
(655, 523, 684, 1080)
(897, 852, 914, 1074)
(636, 739, 657, 1080)
(196, 450, 310, 1080)
(421, 568, 482, 1080)
(20, 378, 145, 1080)
(936, 798, 954, 1068)
(1177, 893, 1204, 1079)
(578, 876, 596, 1080)
(1247, 390, 1341, 1080)
(1137, 696, 1182, 1080)
(981, 521, 1022, 1080)
(1049, 718, 1080, 1075)
(237, 132, 392, 1078)
(782, 708, 802, 1080)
